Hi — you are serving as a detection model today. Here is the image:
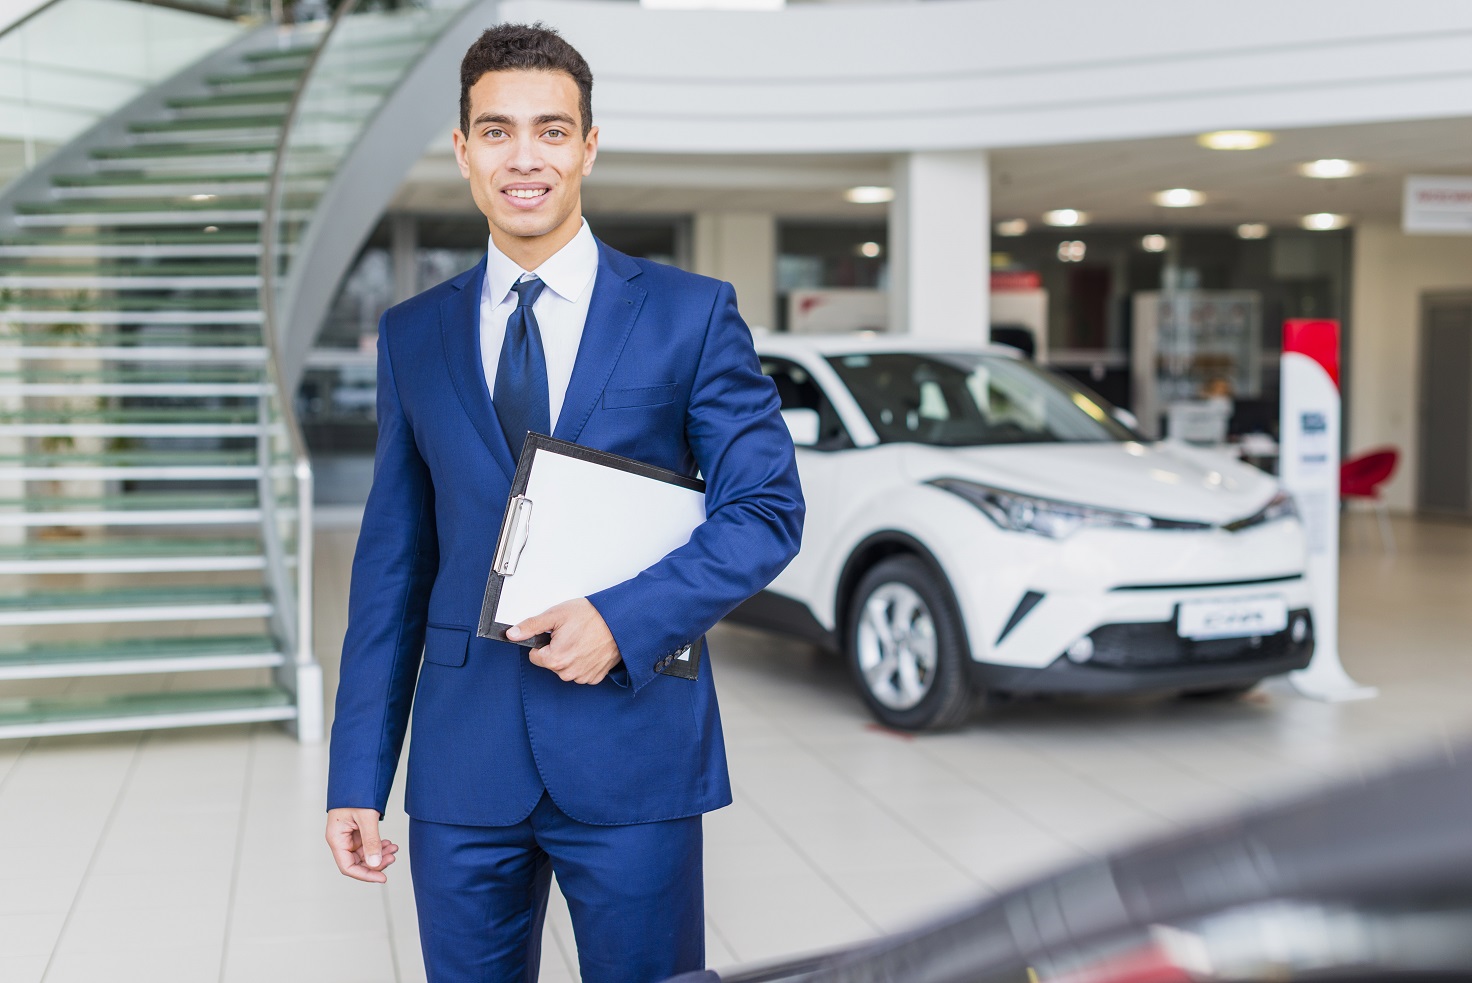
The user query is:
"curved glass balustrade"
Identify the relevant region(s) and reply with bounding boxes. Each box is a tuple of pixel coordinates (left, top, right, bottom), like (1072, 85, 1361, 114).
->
(0, 0, 254, 193)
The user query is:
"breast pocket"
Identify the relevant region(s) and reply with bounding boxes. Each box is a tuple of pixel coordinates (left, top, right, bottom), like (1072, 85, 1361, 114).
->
(422, 624, 470, 667)
(602, 383, 678, 409)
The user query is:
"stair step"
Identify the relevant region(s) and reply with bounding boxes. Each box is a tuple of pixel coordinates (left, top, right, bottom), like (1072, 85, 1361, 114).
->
(0, 635, 284, 680)
(0, 584, 273, 626)
(0, 407, 261, 424)
(0, 448, 262, 481)
(126, 127, 282, 146)
(0, 346, 268, 363)
(17, 196, 282, 215)
(0, 260, 260, 275)
(0, 490, 260, 510)
(0, 379, 269, 397)
(0, 367, 265, 383)
(0, 536, 265, 574)
(206, 66, 308, 86)
(0, 274, 261, 290)
(0, 687, 295, 739)
(12, 209, 268, 229)
(166, 92, 293, 110)
(0, 310, 263, 324)
(91, 141, 278, 160)
(0, 422, 268, 439)
(2, 294, 259, 310)
(129, 113, 287, 133)
(0, 328, 261, 343)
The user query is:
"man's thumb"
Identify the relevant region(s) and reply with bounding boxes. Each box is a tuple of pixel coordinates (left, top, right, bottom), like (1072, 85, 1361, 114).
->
(358, 812, 383, 867)
(509, 607, 558, 641)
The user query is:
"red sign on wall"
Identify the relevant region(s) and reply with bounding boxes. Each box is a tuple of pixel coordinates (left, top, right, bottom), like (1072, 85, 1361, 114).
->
(990, 271, 1042, 292)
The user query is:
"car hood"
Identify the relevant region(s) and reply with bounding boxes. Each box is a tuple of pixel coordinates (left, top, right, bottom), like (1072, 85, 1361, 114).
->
(903, 440, 1280, 525)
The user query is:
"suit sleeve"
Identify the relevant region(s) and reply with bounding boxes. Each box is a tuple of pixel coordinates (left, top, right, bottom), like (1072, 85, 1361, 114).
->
(326, 315, 438, 816)
(587, 281, 805, 692)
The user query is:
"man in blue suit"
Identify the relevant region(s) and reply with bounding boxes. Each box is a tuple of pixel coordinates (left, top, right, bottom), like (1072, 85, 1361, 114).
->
(323, 22, 804, 983)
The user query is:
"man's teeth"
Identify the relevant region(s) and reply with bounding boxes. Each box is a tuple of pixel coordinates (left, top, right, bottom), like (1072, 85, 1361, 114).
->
(506, 189, 548, 199)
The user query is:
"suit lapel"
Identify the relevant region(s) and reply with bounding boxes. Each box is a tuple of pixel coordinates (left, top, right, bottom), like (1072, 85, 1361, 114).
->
(553, 241, 647, 443)
(440, 255, 518, 481)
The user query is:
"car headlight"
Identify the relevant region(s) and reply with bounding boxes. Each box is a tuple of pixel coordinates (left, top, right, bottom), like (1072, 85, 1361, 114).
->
(927, 478, 1162, 539)
(1223, 489, 1298, 531)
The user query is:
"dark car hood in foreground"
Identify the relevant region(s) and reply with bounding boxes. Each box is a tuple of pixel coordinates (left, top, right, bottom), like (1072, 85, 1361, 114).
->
(669, 742, 1472, 983)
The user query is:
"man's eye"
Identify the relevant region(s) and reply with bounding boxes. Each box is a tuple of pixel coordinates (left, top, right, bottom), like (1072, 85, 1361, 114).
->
(485, 128, 504, 138)
(545, 129, 564, 138)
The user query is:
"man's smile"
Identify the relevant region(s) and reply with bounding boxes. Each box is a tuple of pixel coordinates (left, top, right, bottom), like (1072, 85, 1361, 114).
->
(502, 184, 551, 207)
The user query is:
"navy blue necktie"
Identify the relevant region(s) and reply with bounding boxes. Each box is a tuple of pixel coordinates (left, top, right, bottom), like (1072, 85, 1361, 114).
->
(493, 276, 550, 457)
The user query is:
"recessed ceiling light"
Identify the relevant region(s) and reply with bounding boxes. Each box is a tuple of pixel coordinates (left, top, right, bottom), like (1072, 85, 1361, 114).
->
(1141, 234, 1169, 252)
(203, 225, 219, 233)
(995, 219, 1029, 237)
(190, 193, 217, 201)
(844, 185, 894, 204)
(1236, 223, 1270, 239)
(1043, 209, 1087, 227)
(857, 241, 882, 259)
(1299, 159, 1361, 179)
(1197, 130, 1274, 151)
(1057, 241, 1086, 262)
(1153, 188, 1206, 207)
(1301, 212, 1349, 230)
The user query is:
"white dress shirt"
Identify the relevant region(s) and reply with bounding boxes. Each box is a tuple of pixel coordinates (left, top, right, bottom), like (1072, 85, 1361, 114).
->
(480, 218, 599, 432)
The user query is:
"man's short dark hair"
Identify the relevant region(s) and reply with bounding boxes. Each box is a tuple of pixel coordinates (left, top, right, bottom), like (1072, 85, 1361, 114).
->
(459, 23, 594, 137)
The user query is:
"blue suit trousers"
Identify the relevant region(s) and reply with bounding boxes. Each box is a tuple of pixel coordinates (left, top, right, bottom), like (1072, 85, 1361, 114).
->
(410, 792, 704, 983)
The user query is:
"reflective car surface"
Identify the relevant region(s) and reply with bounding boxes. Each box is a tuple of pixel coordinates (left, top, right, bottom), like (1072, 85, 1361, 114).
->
(666, 743, 1472, 983)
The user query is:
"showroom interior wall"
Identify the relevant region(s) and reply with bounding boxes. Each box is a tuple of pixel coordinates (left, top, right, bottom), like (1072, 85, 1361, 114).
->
(1349, 223, 1472, 512)
(693, 212, 778, 331)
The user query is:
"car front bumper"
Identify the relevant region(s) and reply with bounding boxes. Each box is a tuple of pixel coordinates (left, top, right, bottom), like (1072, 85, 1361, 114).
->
(969, 609, 1315, 696)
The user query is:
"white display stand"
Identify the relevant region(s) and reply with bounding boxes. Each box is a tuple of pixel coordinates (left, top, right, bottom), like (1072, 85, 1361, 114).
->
(1279, 319, 1377, 702)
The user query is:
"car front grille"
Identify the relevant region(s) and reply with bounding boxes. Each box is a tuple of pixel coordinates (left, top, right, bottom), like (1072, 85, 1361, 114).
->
(1085, 609, 1313, 670)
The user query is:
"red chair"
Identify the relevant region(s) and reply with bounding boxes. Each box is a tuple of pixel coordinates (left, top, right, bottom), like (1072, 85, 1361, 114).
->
(1341, 447, 1399, 551)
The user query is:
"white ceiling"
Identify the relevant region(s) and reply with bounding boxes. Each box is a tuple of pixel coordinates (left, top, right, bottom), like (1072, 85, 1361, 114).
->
(390, 115, 1472, 230)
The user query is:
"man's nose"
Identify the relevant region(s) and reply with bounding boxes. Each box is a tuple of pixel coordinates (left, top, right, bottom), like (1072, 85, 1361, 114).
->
(507, 136, 543, 173)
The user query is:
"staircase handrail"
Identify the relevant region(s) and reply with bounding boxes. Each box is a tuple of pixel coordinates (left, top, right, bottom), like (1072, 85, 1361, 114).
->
(258, 1, 360, 673)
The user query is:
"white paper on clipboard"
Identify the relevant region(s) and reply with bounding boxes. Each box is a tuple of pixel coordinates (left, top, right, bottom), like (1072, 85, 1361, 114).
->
(477, 434, 707, 652)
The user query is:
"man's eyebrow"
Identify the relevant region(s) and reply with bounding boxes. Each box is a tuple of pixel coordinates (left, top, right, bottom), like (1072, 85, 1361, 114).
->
(472, 113, 515, 128)
(533, 112, 576, 128)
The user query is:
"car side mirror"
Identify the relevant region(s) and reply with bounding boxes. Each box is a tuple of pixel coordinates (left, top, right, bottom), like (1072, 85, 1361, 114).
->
(1112, 407, 1140, 431)
(782, 408, 821, 448)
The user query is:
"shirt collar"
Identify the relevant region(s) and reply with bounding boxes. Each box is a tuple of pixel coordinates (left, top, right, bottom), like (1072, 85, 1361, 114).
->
(484, 218, 598, 307)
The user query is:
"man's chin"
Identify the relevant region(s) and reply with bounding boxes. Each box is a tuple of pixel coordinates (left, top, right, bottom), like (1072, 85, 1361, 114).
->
(492, 209, 570, 241)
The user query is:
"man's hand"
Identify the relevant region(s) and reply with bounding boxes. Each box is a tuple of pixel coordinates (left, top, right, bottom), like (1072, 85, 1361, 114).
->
(507, 597, 623, 685)
(326, 808, 400, 884)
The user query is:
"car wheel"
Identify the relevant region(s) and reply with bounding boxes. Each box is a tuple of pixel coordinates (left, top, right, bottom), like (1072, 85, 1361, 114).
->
(1180, 681, 1261, 700)
(845, 555, 974, 731)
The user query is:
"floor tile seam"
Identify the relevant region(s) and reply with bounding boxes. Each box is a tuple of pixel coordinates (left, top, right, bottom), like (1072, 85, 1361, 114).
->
(545, 909, 580, 977)
(0, 738, 35, 802)
(1001, 727, 1192, 830)
(726, 776, 881, 934)
(705, 913, 740, 964)
(39, 731, 147, 983)
(906, 738, 1125, 862)
(215, 723, 259, 983)
(378, 887, 404, 983)
(734, 688, 996, 892)
(782, 732, 996, 893)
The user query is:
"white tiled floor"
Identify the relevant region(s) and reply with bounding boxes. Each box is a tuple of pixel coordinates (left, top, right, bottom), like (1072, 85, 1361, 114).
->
(2, 513, 1470, 982)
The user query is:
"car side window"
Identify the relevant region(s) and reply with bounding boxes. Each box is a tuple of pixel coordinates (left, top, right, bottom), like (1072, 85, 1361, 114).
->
(761, 358, 854, 451)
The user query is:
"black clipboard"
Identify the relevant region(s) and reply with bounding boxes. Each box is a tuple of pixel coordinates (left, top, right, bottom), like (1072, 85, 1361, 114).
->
(477, 433, 708, 680)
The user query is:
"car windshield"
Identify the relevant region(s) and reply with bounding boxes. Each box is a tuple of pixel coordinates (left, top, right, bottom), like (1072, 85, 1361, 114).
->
(826, 351, 1136, 446)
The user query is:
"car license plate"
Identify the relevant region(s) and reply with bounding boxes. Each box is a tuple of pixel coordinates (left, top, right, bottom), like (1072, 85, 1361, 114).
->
(1177, 595, 1288, 640)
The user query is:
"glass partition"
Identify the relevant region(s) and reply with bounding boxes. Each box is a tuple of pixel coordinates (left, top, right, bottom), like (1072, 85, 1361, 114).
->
(0, 0, 251, 193)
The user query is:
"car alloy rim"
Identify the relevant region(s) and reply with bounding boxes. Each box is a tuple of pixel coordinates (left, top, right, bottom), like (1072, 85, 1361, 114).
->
(856, 582, 938, 710)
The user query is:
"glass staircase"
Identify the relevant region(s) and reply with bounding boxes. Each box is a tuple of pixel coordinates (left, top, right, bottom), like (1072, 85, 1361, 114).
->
(0, 0, 467, 742)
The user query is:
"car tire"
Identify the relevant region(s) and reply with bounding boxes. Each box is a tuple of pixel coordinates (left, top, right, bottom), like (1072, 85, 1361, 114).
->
(1179, 681, 1261, 700)
(844, 555, 974, 731)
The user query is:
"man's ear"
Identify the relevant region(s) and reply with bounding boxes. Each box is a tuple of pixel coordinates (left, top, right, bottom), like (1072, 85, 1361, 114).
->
(581, 125, 599, 176)
(452, 127, 471, 179)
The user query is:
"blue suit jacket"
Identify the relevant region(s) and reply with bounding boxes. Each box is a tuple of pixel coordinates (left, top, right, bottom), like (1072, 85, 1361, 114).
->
(326, 241, 804, 827)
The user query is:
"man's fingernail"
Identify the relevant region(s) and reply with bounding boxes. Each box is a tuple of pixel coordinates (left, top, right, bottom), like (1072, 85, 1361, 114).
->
(367, 854, 381, 867)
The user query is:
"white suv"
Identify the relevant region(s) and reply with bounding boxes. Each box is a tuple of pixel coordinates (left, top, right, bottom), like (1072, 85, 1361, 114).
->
(730, 334, 1313, 731)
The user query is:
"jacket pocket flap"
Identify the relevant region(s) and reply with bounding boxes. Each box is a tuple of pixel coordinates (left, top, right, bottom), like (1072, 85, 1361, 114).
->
(602, 383, 677, 409)
(423, 624, 470, 667)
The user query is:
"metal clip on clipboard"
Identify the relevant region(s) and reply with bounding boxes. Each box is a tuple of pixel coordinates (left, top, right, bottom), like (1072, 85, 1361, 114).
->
(493, 495, 534, 576)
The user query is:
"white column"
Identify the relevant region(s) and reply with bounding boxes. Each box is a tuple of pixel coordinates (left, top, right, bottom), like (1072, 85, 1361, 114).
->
(889, 150, 990, 342)
(692, 211, 777, 332)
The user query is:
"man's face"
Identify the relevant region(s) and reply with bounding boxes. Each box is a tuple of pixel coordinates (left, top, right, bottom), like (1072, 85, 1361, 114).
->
(453, 69, 598, 242)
